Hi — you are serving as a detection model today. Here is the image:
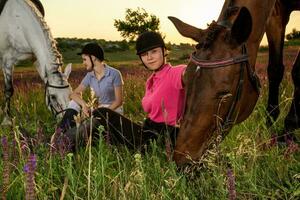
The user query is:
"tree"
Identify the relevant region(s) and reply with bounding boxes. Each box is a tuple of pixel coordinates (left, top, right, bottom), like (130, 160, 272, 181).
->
(286, 28, 300, 40)
(114, 8, 160, 41)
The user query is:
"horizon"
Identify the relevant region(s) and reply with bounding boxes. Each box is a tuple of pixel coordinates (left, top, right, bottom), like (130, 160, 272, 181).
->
(43, 0, 300, 46)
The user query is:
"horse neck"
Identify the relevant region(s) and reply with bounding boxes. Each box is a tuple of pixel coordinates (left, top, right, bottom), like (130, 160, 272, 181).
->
(6, 0, 61, 82)
(219, 0, 276, 66)
(34, 50, 62, 85)
(19, 0, 63, 84)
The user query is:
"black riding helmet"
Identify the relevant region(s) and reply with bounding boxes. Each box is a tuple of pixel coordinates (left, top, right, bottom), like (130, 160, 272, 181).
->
(77, 43, 104, 68)
(136, 32, 166, 70)
(77, 43, 104, 60)
(136, 31, 165, 55)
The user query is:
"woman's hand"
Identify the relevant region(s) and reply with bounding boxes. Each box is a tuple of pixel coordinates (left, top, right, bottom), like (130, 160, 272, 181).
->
(108, 85, 123, 110)
(70, 84, 91, 116)
(82, 105, 90, 117)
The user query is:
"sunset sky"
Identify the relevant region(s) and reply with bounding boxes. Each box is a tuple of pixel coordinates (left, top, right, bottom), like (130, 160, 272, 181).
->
(43, 0, 300, 45)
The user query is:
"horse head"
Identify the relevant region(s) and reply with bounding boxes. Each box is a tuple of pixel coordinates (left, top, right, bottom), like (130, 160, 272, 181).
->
(44, 63, 72, 118)
(169, 6, 258, 165)
(0, 0, 73, 124)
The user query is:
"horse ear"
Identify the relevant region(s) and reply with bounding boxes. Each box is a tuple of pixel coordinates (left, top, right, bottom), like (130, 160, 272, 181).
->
(230, 7, 252, 45)
(168, 16, 205, 42)
(63, 63, 72, 79)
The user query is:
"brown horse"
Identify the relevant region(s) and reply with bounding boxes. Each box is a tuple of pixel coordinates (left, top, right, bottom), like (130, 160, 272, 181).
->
(168, 0, 300, 165)
(265, 0, 300, 134)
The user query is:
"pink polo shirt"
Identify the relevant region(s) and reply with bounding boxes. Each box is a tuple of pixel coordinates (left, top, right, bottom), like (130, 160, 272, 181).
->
(142, 63, 186, 126)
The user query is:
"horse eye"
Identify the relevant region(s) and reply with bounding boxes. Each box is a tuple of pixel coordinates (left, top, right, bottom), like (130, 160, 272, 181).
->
(50, 95, 57, 100)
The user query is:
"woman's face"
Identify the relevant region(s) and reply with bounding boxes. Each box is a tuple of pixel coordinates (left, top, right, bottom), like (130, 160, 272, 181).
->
(140, 47, 164, 70)
(82, 54, 93, 70)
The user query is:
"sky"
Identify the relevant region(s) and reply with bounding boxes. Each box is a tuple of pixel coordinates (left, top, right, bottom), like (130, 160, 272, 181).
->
(42, 0, 300, 45)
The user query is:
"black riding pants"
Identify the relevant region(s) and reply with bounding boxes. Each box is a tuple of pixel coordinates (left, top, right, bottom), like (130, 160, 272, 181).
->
(59, 107, 179, 150)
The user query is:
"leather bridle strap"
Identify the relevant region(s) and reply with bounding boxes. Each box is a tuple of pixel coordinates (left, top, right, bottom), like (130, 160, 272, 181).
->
(46, 82, 70, 89)
(45, 81, 70, 116)
(222, 45, 247, 130)
(189, 44, 250, 131)
(190, 52, 249, 69)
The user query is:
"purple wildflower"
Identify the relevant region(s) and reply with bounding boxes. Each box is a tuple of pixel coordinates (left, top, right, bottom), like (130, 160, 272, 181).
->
(11, 139, 19, 168)
(57, 135, 72, 158)
(56, 127, 63, 134)
(262, 134, 278, 150)
(50, 128, 72, 158)
(24, 154, 37, 200)
(284, 139, 299, 159)
(35, 124, 45, 146)
(20, 140, 30, 159)
(104, 131, 111, 148)
(1, 136, 10, 199)
(269, 134, 277, 147)
(227, 168, 237, 200)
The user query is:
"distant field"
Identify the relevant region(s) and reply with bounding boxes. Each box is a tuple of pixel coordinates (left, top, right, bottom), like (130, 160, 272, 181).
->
(10, 43, 299, 80)
(15, 44, 194, 68)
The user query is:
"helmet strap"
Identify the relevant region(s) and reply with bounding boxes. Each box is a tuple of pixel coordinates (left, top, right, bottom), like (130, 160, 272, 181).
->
(139, 57, 148, 69)
(89, 55, 94, 69)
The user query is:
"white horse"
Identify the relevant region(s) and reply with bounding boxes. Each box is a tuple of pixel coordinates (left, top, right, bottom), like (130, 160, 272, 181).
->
(0, 0, 72, 125)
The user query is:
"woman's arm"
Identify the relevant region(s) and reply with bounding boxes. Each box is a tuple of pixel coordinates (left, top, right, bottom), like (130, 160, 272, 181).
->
(70, 84, 90, 116)
(108, 85, 123, 110)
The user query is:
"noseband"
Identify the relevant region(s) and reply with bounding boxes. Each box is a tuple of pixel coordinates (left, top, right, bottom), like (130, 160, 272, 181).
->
(189, 44, 260, 130)
(45, 81, 70, 116)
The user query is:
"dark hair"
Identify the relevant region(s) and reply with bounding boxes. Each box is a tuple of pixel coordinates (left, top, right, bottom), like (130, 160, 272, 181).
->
(135, 31, 165, 55)
(77, 43, 104, 61)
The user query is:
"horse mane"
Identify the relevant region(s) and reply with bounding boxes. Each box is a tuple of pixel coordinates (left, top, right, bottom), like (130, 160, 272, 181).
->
(0, 0, 8, 15)
(223, 6, 239, 19)
(198, 21, 224, 49)
(0, 0, 44, 16)
(30, 0, 44, 16)
(24, 0, 63, 68)
(199, 5, 239, 50)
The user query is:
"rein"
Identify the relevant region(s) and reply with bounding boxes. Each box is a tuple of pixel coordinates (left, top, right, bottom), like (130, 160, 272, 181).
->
(45, 81, 70, 116)
(189, 44, 260, 131)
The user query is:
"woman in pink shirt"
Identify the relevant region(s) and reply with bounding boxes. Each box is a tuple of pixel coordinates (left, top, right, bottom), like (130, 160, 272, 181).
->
(136, 31, 186, 146)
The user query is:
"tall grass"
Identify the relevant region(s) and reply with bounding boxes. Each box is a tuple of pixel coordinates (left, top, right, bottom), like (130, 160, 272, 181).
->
(1, 50, 300, 199)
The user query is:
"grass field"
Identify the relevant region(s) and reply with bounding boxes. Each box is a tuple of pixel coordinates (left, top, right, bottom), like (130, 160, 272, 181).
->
(0, 45, 299, 199)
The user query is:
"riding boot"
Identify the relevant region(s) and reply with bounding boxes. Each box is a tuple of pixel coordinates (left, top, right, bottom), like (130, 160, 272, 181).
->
(58, 108, 78, 133)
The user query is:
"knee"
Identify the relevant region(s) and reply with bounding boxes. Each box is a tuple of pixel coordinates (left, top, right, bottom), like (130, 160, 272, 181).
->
(59, 109, 78, 130)
(67, 100, 81, 112)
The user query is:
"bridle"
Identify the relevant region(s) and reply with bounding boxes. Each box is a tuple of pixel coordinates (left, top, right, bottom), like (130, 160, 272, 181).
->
(45, 81, 70, 116)
(190, 48, 248, 69)
(189, 43, 260, 131)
